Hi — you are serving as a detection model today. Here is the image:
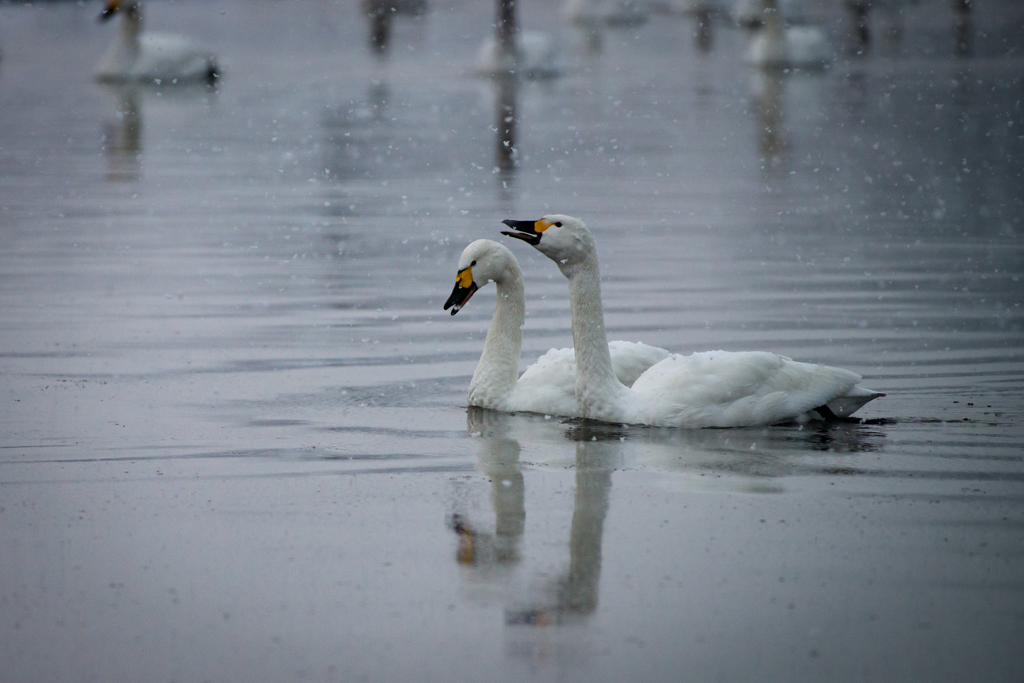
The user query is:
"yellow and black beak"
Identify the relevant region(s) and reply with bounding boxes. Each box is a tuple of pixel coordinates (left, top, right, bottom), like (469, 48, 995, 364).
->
(443, 266, 478, 315)
(99, 0, 120, 22)
(500, 218, 554, 246)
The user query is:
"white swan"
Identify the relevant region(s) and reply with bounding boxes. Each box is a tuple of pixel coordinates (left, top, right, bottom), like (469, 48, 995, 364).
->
(501, 216, 884, 428)
(96, 0, 219, 84)
(476, 31, 561, 80)
(742, 1, 832, 70)
(745, 24, 832, 70)
(445, 239, 671, 416)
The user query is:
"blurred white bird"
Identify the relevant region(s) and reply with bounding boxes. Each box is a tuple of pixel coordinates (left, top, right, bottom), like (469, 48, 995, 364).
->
(95, 0, 219, 84)
(742, 0, 832, 69)
(476, 31, 561, 80)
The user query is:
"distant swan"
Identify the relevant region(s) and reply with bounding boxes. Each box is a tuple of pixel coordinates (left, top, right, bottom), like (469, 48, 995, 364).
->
(743, 0, 832, 69)
(745, 24, 832, 69)
(476, 31, 561, 80)
(445, 239, 670, 416)
(501, 216, 884, 427)
(95, 0, 219, 84)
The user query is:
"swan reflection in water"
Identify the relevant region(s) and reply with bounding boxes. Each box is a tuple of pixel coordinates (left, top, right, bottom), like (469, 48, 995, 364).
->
(449, 407, 884, 639)
(750, 69, 786, 169)
(450, 410, 525, 568)
(450, 409, 616, 629)
(99, 82, 217, 183)
(101, 85, 142, 182)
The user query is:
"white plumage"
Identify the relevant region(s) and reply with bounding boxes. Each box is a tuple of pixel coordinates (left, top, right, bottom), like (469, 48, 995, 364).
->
(741, 0, 832, 70)
(744, 24, 832, 69)
(96, 0, 218, 84)
(476, 31, 561, 80)
(501, 215, 884, 428)
(444, 240, 670, 416)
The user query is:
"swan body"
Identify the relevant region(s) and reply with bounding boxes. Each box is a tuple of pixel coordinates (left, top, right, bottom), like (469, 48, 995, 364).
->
(96, 0, 219, 84)
(501, 216, 884, 428)
(477, 31, 561, 79)
(745, 24, 832, 69)
(741, 0, 832, 70)
(445, 240, 670, 416)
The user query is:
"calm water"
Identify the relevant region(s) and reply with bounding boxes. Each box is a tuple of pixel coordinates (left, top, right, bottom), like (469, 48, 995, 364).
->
(1, 0, 1023, 681)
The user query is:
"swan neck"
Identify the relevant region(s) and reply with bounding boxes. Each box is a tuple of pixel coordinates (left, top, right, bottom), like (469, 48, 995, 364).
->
(121, 5, 142, 47)
(467, 269, 525, 409)
(98, 3, 140, 75)
(567, 256, 626, 420)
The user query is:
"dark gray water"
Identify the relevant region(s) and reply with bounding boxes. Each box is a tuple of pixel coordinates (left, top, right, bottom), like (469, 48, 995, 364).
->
(1, 0, 1023, 681)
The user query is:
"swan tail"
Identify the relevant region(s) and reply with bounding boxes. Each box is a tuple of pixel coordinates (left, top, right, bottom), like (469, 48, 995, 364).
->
(823, 386, 885, 419)
(631, 353, 879, 427)
(205, 60, 220, 84)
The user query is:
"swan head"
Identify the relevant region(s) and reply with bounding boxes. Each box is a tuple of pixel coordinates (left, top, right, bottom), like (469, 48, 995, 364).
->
(501, 214, 594, 275)
(99, 0, 140, 22)
(443, 239, 518, 316)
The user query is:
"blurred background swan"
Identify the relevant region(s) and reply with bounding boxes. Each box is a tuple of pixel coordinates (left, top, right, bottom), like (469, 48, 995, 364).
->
(95, 0, 219, 84)
(741, 0, 832, 69)
(476, 30, 561, 79)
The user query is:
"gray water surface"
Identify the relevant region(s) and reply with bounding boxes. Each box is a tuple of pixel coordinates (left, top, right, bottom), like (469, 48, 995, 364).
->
(1, 1, 1023, 681)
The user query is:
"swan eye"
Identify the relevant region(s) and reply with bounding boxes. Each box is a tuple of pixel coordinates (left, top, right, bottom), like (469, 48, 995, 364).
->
(554, 222, 562, 227)
(471, 260, 477, 266)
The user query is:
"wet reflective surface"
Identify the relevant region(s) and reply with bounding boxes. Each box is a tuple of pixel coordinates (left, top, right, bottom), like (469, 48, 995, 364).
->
(1, 1, 1023, 681)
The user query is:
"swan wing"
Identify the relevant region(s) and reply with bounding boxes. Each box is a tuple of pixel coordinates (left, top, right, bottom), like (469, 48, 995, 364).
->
(506, 341, 671, 415)
(508, 347, 578, 416)
(134, 33, 215, 81)
(745, 26, 832, 69)
(825, 384, 885, 418)
(628, 351, 866, 428)
(784, 26, 833, 68)
(608, 340, 673, 387)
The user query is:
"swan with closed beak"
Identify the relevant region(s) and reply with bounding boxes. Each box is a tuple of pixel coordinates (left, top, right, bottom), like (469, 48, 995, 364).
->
(96, 0, 219, 84)
(445, 239, 670, 416)
(501, 215, 884, 427)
